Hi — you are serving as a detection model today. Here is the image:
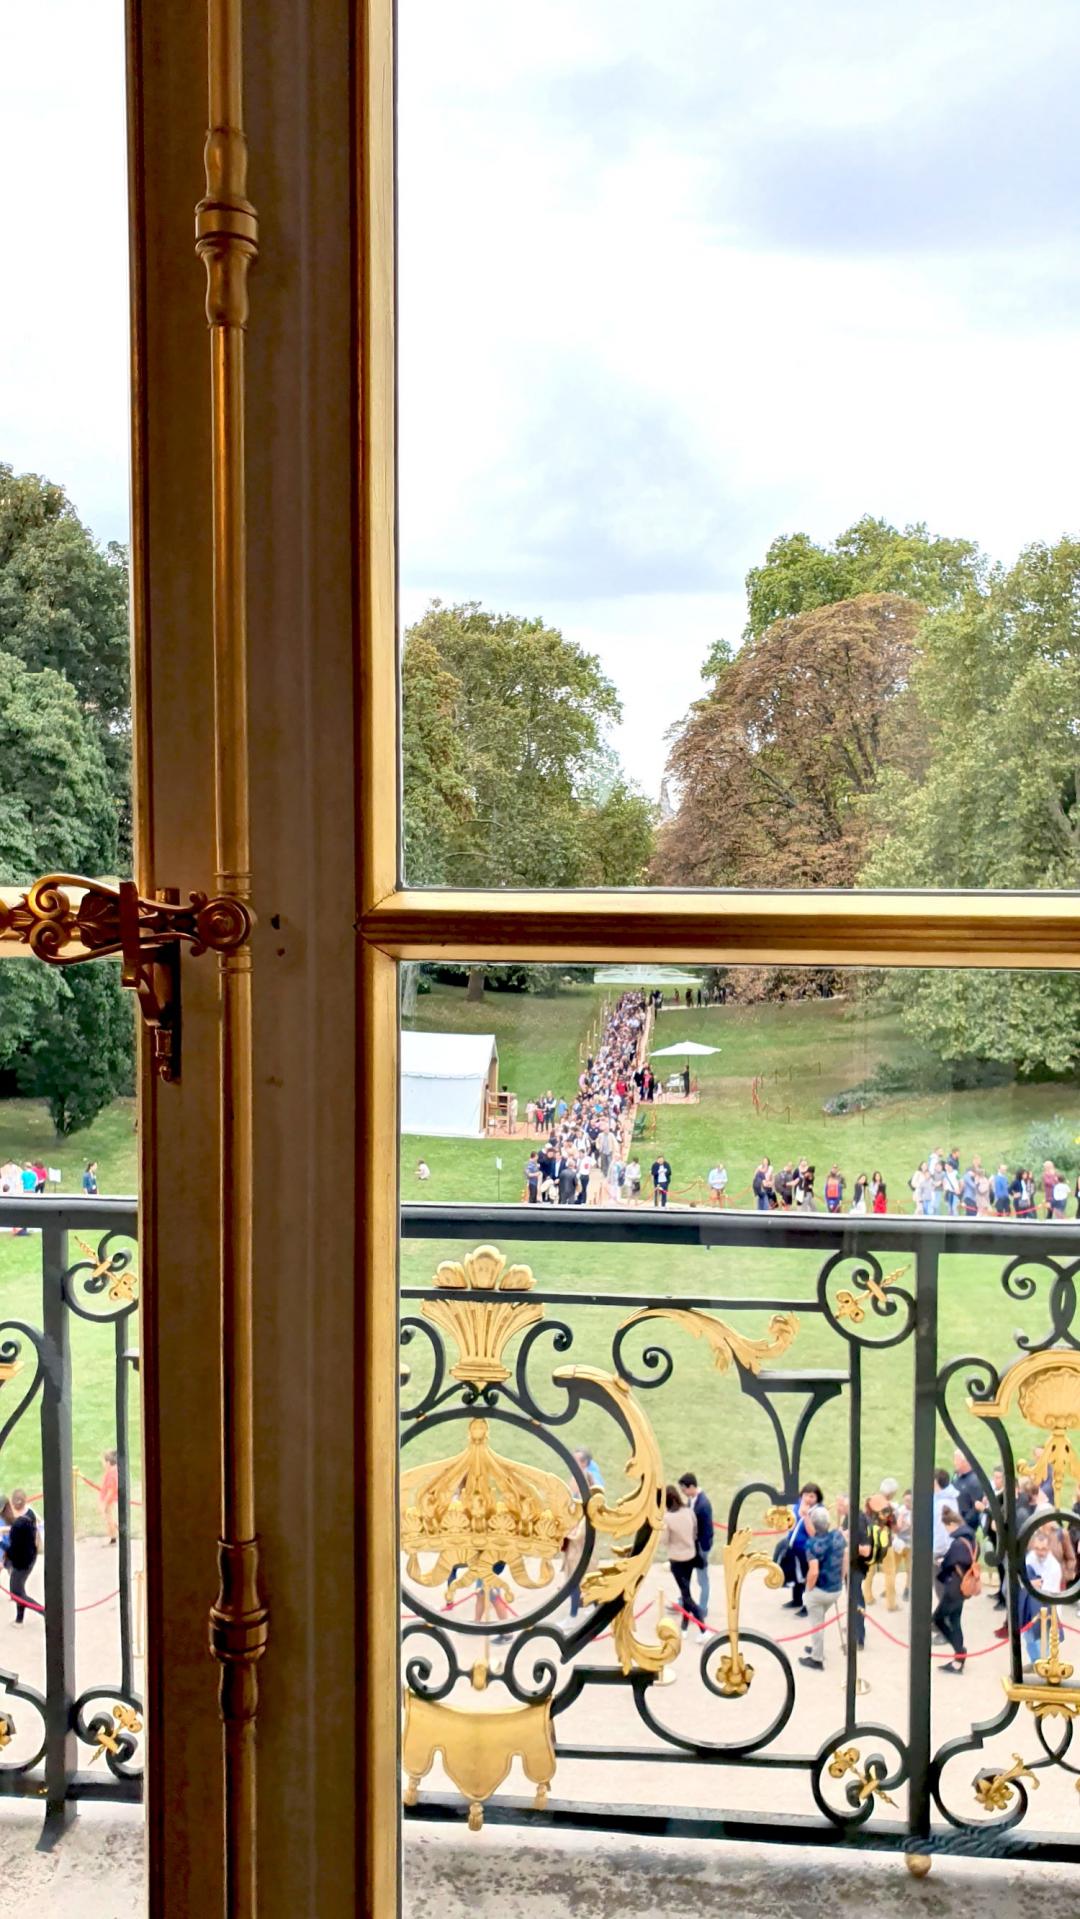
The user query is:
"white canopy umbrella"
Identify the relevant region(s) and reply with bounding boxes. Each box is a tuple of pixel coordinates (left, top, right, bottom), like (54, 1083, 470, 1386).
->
(650, 1039, 720, 1058)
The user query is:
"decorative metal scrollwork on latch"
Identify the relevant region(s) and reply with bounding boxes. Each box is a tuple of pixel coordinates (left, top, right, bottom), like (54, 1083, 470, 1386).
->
(0, 874, 251, 1082)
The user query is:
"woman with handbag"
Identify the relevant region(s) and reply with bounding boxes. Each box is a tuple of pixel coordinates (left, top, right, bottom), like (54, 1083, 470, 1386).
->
(933, 1506, 980, 1674)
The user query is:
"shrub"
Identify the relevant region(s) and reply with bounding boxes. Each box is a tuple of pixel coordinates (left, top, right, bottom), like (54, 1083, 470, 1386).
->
(1024, 1117, 1080, 1176)
(822, 1088, 881, 1116)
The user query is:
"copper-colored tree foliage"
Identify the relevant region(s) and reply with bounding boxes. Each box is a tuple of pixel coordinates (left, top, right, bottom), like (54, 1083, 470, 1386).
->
(654, 594, 923, 887)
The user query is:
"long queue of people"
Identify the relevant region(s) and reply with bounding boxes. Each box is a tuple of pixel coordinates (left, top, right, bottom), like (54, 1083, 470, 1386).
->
(746, 1149, 1080, 1218)
(522, 992, 650, 1207)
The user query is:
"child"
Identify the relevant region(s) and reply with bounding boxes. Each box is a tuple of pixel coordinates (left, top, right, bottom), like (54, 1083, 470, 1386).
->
(99, 1448, 120, 1545)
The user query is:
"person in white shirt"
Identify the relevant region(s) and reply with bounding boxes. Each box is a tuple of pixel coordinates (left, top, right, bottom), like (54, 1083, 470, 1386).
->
(932, 1468, 960, 1564)
(707, 1164, 728, 1205)
(415, 1159, 430, 1182)
(1022, 1527, 1063, 1669)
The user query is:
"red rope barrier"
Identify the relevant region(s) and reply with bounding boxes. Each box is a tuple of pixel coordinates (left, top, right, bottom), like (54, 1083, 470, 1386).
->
(0, 1579, 122, 1618)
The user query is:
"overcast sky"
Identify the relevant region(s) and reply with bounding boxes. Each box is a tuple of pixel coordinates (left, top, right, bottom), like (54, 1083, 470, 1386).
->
(5, 3, 1080, 797)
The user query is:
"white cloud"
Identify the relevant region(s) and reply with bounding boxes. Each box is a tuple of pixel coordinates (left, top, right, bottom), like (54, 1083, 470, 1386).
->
(5, 1, 1080, 803)
(0, 3, 130, 546)
(399, 0, 1080, 794)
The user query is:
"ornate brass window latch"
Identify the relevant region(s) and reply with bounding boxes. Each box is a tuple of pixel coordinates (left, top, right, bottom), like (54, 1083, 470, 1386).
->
(0, 874, 252, 1082)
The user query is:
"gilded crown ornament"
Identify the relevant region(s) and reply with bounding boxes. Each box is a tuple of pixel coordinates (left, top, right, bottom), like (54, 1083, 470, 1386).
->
(422, 1246, 543, 1385)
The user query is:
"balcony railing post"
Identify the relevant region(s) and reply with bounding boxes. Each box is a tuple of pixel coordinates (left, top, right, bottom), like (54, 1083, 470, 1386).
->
(905, 1233, 940, 1853)
(40, 1218, 76, 1835)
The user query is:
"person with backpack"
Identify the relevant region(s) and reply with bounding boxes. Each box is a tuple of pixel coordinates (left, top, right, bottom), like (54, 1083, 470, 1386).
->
(933, 1506, 979, 1673)
(824, 1167, 844, 1213)
(5, 1490, 41, 1625)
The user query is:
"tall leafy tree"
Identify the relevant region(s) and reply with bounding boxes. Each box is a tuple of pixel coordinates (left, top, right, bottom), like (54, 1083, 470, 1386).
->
(656, 593, 923, 886)
(401, 600, 654, 1001)
(0, 466, 135, 1133)
(0, 652, 133, 1130)
(0, 466, 131, 864)
(864, 537, 1080, 1072)
(744, 515, 983, 641)
(402, 601, 653, 889)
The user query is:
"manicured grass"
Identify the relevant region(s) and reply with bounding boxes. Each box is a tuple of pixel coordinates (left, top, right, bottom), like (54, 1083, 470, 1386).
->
(0, 1100, 140, 1526)
(403, 980, 604, 1203)
(402, 988, 1080, 1522)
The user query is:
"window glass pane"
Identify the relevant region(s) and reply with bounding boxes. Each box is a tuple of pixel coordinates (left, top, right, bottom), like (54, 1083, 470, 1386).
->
(398, 961, 1080, 1858)
(399, 3, 1080, 891)
(0, 3, 144, 1907)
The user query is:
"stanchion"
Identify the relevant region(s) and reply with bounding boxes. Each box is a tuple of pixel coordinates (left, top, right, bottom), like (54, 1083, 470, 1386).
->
(653, 1591, 677, 1685)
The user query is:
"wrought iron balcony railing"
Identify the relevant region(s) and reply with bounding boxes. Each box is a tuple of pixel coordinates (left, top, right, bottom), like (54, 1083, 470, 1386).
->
(399, 1203, 1080, 1867)
(0, 1195, 141, 1827)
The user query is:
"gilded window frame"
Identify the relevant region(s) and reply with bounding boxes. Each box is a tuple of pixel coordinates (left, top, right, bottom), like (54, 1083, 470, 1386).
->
(354, 1, 1080, 1906)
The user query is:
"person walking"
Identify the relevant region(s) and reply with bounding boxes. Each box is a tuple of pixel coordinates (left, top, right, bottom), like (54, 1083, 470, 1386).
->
(870, 1171, 887, 1215)
(99, 1449, 120, 1545)
(4, 1491, 41, 1625)
(82, 1160, 100, 1196)
(933, 1506, 978, 1673)
(679, 1471, 714, 1619)
(661, 1485, 706, 1633)
(932, 1467, 960, 1568)
(850, 1173, 869, 1215)
(799, 1507, 847, 1671)
(823, 1167, 844, 1213)
(991, 1164, 1011, 1216)
(651, 1155, 672, 1209)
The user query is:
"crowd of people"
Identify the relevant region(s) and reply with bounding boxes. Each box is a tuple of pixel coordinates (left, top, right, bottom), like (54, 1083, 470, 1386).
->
(706, 1449, 1077, 1677)
(745, 1148, 1080, 1219)
(521, 992, 653, 1207)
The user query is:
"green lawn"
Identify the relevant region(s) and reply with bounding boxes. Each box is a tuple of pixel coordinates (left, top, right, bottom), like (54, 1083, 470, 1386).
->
(0, 1099, 139, 1527)
(401, 987, 1080, 1521)
(4, 978, 1076, 1538)
(403, 980, 604, 1203)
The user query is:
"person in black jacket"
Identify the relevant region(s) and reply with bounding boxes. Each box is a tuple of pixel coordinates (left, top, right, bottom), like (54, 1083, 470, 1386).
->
(5, 1491, 40, 1625)
(934, 1507, 978, 1673)
(679, 1472, 715, 1618)
(952, 1451, 986, 1528)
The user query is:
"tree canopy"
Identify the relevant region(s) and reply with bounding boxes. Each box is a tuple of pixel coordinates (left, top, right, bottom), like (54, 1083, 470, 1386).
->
(402, 601, 654, 890)
(0, 466, 134, 1132)
(656, 593, 923, 887)
(864, 535, 1080, 1072)
(742, 515, 983, 643)
(0, 466, 131, 863)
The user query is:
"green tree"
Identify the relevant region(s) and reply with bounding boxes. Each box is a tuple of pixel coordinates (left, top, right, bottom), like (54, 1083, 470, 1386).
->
(0, 651, 133, 1132)
(863, 536, 1080, 1072)
(0, 466, 131, 864)
(17, 963, 134, 1137)
(744, 516, 983, 641)
(403, 601, 631, 889)
(657, 594, 923, 886)
(401, 600, 654, 999)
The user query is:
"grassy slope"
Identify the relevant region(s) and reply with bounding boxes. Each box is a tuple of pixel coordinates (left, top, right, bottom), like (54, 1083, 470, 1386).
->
(0, 1100, 139, 1520)
(402, 981, 603, 1203)
(402, 989, 1080, 1519)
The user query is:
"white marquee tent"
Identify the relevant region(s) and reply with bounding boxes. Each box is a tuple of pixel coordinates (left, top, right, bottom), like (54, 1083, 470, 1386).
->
(400, 1031, 499, 1139)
